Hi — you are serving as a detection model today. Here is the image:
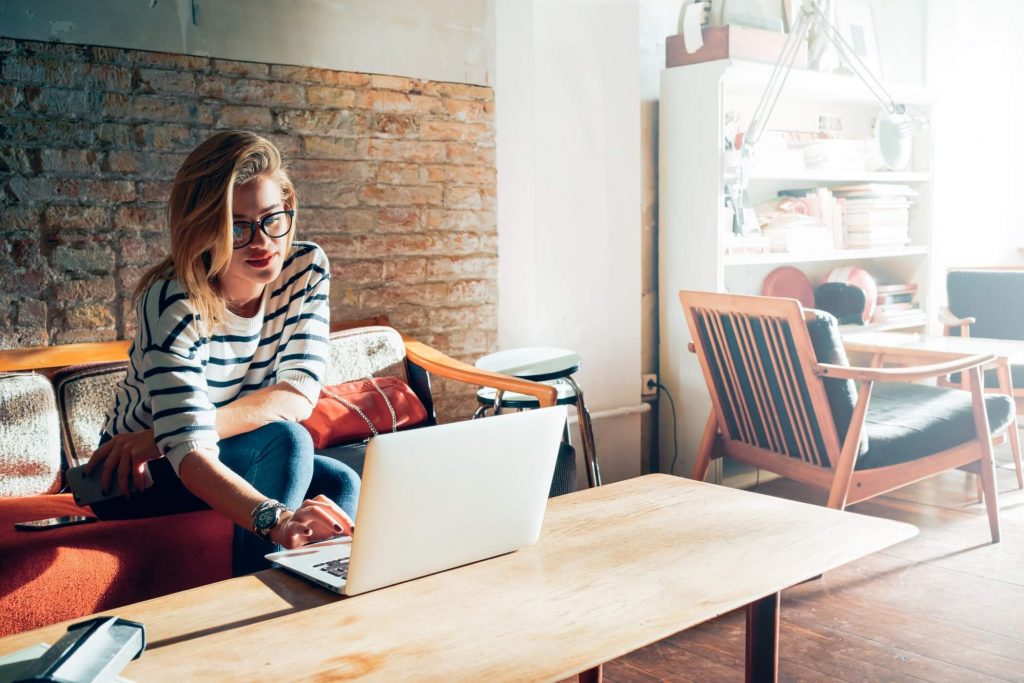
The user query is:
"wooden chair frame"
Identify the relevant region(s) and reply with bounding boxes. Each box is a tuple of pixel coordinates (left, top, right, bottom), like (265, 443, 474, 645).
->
(681, 291, 1002, 542)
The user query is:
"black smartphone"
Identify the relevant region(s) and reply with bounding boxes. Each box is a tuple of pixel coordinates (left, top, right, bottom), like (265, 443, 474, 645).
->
(14, 516, 98, 532)
(66, 463, 153, 507)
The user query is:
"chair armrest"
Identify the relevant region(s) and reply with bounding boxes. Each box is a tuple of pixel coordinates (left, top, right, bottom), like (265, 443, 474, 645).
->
(403, 339, 558, 408)
(816, 353, 997, 383)
(938, 306, 975, 337)
(0, 340, 132, 372)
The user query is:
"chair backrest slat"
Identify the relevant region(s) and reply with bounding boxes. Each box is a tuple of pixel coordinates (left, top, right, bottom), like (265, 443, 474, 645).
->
(680, 291, 842, 470)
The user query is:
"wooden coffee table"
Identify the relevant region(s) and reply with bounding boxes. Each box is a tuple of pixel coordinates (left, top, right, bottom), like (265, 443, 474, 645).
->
(0, 475, 915, 682)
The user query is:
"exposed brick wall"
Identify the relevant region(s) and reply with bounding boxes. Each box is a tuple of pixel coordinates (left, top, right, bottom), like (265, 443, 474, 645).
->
(0, 37, 497, 420)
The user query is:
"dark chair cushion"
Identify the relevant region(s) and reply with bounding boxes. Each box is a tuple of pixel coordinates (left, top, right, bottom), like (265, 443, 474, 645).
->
(856, 383, 1015, 470)
(949, 363, 1024, 392)
(805, 310, 867, 458)
(947, 270, 1024, 340)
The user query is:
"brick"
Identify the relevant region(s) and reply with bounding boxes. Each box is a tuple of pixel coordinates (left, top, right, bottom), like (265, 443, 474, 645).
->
(447, 328, 492, 355)
(300, 181, 360, 208)
(376, 162, 421, 185)
(211, 59, 269, 78)
(366, 139, 446, 164)
(136, 52, 210, 71)
(371, 114, 419, 138)
(426, 257, 496, 280)
(96, 123, 137, 149)
(105, 151, 143, 174)
(307, 86, 356, 108)
(51, 327, 118, 344)
(446, 142, 495, 166)
(138, 181, 174, 203)
(444, 98, 493, 123)
(1, 117, 96, 147)
(0, 85, 23, 109)
(0, 329, 49, 349)
(43, 205, 110, 230)
(52, 277, 117, 302)
(147, 124, 195, 150)
(290, 159, 374, 182)
(318, 233, 479, 258)
(263, 133, 301, 158)
(448, 279, 495, 305)
(137, 67, 196, 95)
(0, 146, 34, 174)
(359, 283, 448, 309)
(270, 66, 369, 87)
(1, 207, 41, 231)
(369, 75, 424, 92)
(199, 77, 304, 106)
(216, 105, 273, 129)
(275, 109, 357, 136)
(355, 90, 442, 115)
(22, 42, 86, 61)
(304, 136, 368, 160)
(101, 93, 195, 123)
(15, 300, 47, 328)
(298, 207, 374, 235)
(0, 267, 47, 295)
(40, 148, 100, 174)
(119, 235, 159, 265)
(359, 184, 442, 207)
(377, 208, 421, 232)
(478, 234, 498, 254)
(114, 206, 166, 231)
(9, 178, 136, 204)
(61, 301, 116, 327)
(24, 87, 90, 117)
(330, 259, 383, 286)
(423, 165, 446, 183)
(443, 164, 495, 186)
(420, 120, 492, 143)
(0, 38, 16, 53)
(444, 185, 495, 211)
(88, 46, 132, 64)
(52, 244, 115, 274)
(382, 258, 427, 284)
(422, 82, 493, 101)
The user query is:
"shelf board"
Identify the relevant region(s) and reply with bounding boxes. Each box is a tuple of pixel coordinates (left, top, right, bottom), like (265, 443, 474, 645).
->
(746, 171, 931, 184)
(723, 246, 928, 266)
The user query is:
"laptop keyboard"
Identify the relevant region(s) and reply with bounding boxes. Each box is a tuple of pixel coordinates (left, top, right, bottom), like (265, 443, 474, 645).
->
(314, 557, 350, 579)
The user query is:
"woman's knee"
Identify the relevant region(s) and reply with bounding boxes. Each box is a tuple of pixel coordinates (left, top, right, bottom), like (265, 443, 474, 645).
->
(311, 455, 361, 519)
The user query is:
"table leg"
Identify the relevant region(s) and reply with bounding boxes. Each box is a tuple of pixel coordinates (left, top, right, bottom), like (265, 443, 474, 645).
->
(995, 358, 1024, 489)
(578, 664, 603, 682)
(745, 591, 779, 683)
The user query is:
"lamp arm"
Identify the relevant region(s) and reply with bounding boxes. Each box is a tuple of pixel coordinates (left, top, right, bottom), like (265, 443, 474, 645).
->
(745, 9, 814, 147)
(805, 7, 903, 116)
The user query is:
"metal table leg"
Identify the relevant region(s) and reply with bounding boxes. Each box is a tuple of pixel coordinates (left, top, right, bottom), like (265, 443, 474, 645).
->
(565, 376, 600, 487)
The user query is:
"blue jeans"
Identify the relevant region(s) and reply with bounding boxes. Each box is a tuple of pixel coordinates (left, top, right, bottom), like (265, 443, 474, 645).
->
(92, 422, 361, 576)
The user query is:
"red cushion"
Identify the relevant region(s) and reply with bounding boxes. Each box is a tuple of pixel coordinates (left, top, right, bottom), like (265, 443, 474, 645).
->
(0, 494, 232, 636)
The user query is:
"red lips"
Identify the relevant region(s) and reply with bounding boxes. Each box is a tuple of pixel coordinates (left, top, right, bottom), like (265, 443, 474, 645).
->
(245, 253, 276, 268)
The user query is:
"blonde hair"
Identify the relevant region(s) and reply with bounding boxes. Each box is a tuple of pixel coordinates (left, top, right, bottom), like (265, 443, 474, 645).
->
(134, 131, 297, 332)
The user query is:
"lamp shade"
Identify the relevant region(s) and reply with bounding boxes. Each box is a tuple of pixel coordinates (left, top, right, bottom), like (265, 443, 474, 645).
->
(875, 112, 914, 171)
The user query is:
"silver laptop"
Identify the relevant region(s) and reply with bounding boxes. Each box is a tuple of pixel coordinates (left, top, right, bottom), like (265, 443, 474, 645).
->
(266, 405, 567, 596)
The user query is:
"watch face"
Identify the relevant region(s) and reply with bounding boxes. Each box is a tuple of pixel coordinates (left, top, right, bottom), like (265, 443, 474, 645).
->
(255, 506, 279, 532)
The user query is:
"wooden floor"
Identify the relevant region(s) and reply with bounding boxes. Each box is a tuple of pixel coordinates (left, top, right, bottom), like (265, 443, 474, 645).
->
(601, 455, 1024, 683)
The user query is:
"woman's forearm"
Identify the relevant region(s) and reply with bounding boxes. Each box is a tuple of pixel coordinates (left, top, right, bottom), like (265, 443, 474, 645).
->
(215, 383, 315, 440)
(177, 448, 265, 530)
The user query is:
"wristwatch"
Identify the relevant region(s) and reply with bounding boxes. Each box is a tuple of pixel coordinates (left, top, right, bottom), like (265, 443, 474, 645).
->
(251, 499, 289, 537)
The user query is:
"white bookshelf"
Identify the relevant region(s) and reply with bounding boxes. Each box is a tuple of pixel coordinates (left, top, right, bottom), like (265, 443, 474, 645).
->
(657, 59, 936, 484)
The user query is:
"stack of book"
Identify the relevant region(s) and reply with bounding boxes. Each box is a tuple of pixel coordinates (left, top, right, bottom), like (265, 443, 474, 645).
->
(872, 283, 926, 327)
(832, 184, 917, 249)
(771, 187, 846, 250)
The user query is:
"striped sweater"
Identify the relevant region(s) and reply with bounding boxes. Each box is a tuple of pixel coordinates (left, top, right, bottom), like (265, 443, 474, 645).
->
(101, 241, 330, 475)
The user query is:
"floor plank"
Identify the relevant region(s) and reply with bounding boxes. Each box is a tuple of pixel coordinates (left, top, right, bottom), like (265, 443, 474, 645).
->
(604, 459, 1024, 682)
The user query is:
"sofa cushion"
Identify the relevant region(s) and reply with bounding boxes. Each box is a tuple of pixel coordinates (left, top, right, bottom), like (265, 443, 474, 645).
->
(324, 326, 409, 385)
(805, 309, 866, 462)
(0, 494, 232, 637)
(51, 362, 128, 469)
(857, 383, 1015, 469)
(0, 373, 62, 497)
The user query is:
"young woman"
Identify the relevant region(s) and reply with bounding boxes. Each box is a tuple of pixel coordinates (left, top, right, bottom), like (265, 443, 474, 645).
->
(85, 131, 357, 575)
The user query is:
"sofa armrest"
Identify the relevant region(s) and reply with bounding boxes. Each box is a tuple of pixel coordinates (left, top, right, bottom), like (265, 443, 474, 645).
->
(0, 341, 131, 373)
(403, 339, 558, 408)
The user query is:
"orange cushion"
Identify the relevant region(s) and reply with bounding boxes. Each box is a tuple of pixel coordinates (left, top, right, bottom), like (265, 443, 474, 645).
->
(0, 494, 232, 636)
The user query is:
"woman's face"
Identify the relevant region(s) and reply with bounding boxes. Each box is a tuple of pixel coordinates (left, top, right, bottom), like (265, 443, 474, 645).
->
(219, 174, 291, 307)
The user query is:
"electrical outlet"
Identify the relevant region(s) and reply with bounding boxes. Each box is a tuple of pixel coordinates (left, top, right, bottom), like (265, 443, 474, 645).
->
(641, 374, 658, 397)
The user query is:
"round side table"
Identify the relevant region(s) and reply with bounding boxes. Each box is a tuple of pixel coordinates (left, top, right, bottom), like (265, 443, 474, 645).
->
(474, 347, 601, 487)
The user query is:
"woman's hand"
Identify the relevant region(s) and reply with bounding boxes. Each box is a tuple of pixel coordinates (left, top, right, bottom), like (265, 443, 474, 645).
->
(84, 430, 162, 497)
(270, 494, 354, 548)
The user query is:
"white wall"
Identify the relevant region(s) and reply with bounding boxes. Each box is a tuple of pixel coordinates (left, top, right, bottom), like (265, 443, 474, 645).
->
(0, 0, 491, 86)
(926, 0, 1024, 298)
(494, 0, 643, 484)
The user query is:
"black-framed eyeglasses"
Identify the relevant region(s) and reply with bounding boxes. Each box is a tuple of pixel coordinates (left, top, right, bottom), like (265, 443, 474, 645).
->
(232, 209, 295, 249)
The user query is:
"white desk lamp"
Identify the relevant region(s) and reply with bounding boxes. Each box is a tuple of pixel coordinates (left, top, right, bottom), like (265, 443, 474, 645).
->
(729, 0, 929, 234)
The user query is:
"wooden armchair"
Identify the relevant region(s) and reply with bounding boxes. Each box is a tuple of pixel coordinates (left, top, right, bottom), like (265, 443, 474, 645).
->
(680, 291, 1012, 542)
